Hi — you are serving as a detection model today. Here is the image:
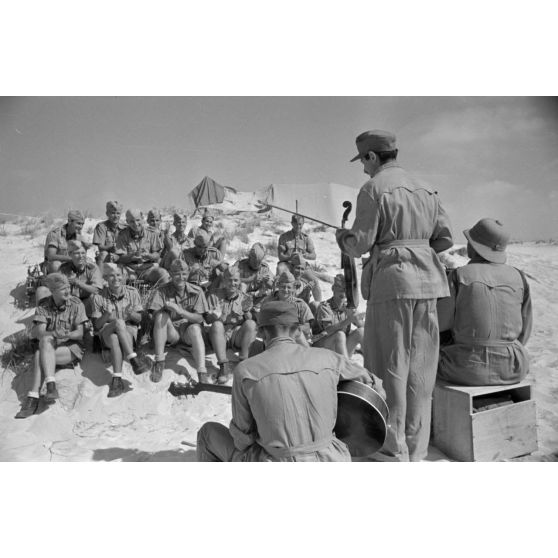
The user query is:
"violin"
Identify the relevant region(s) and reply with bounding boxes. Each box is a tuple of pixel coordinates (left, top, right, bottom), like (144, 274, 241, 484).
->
(340, 201, 359, 310)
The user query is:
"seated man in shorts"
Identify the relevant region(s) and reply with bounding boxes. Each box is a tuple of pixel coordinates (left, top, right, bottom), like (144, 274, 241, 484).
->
(43, 209, 91, 274)
(312, 273, 364, 359)
(206, 268, 257, 385)
(161, 212, 192, 270)
(182, 230, 227, 292)
(90, 264, 150, 398)
(148, 259, 210, 384)
(116, 208, 169, 285)
(233, 242, 275, 312)
(59, 240, 103, 316)
(15, 274, 88, 418)
(261, 271, 314, 347)
(93, 200, 126, 266)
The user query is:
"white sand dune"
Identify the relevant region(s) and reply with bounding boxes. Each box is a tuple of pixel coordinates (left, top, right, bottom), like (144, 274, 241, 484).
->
(0, 215, 556, 461)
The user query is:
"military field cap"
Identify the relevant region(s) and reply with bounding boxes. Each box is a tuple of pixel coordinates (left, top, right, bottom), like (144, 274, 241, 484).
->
(45, 273, 70, 291)
(291, 214, 304, 224)
(173, 212, 187, 222)
(126, 208, 142, 221)
(290, 253, 306, 267)
(147, 209, 161, 220)
(249, 242, 266, 261)
(67, 240, 84, 253)
(194, 231, 211, 248)
(332, 273, 346, 291)
(106, 201, 123, 212)
(67, 209, 85, 222)
(170, 259, 189, 273)
(223, 267, 240, 280)
(102, 263, 120, 277)
(463, 218, 510, 264)
(350, 129, 397, 162)
(258, 301, 299, 327)
(277, 270, 295, 284)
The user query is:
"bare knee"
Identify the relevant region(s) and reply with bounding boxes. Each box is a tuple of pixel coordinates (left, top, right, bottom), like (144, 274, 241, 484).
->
(39, 335, 55, 350)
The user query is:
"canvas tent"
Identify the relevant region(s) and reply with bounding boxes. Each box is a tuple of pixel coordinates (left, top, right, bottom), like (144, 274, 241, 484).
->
(258, 183, 359, 228)
(184, 176, 237, 214)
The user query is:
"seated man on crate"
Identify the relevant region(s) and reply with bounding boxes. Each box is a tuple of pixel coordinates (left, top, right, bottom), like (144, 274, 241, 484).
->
(182, 230, 227, 292)
(206, 267, 258, 385)
(115, 208, 169, 286)
(312, 273, 364, 359)
(161, 212, 192, 270)
(15, 274, 88, 419)
(90, 264, 150, 397)
(59, 240, 103, 316)
(437, 218, 532, 386)
(92, 200, 126, 266)
(43, 209, 91, 274)
(196, 301, 373, 462)
(233, 242, 275, 315)
(148, 259, 210, 384)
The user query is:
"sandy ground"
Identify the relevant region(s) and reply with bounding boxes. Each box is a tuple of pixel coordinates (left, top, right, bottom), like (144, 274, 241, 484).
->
(0, 216, 556, 461)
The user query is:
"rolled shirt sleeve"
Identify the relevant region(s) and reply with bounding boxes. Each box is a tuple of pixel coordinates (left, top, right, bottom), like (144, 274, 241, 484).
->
(430, 201, 454, 253)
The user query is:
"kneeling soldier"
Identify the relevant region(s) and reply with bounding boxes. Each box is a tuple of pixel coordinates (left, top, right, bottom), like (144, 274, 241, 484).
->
(91, 264, 149, 397)
(312, 274, 364, 359)
(206, 268, 257, 385)
(16, 274, 88, 418)
(148, 259, 210, 383)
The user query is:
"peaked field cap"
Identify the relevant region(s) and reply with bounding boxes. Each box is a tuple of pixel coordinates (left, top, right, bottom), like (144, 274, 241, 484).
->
(67, 240, 84, 253)
(67, 209, 84, 222)
(463, 218, 510, 264)
(277, 270, 295, 284)
(170, 259, 189, 273)
(147, 208, 161, 219)
(106, 200, 123, 212)
(350, 129, 397, 162)
(102, 262, 120, 276)
(258, 301, 299, 327)
(45, 272, 70, 291)
(332, 273, 346, 291)
(194, 231, 211, 248)
(126, 208, 142, 220)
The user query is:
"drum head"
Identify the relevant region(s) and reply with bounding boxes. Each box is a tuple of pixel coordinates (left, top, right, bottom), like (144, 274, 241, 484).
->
(336, 392, 387, 458)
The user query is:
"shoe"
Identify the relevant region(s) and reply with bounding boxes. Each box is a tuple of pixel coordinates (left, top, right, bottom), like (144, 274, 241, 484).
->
(107, 377, 125, 398)
(44, 381, 59, 402)
(150, 360, 164, 383)
(216, 361, 233, 385)
(130, 356, 151, 375)
(15, 396, 39, 419)
(198, 371, 214, 384)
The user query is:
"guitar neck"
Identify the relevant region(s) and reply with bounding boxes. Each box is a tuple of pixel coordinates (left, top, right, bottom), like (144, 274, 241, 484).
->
(169, 381, 232, 397)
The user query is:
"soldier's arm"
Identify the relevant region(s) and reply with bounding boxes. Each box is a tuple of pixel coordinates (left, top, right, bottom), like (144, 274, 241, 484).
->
(45, 245, 72, 264)
(338, 358, 373, 386)
(518, 275, 533, 345)
(430, 200, 454, 253)
(303, 236, 316, 260)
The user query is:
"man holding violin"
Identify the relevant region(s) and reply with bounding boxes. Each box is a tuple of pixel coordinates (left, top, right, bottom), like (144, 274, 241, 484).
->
(336, 130, 453, 462)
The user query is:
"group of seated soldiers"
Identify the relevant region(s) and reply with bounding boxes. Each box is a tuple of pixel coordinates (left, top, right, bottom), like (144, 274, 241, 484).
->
(16, 203, 363, 418)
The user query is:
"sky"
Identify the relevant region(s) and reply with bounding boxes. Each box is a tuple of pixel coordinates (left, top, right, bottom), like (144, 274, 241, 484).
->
(1, 96, 557, 241)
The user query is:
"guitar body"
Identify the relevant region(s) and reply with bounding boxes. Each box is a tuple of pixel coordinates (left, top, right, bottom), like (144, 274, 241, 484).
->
(169, 379, 389, 458)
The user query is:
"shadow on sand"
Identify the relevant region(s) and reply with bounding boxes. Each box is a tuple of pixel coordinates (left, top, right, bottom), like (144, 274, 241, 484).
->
(92, 447, 198, 462)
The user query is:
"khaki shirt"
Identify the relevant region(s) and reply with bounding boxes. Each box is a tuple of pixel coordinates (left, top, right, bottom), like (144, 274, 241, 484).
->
(229, 337, 369, 461)
(148, 282, 208, 327)
(44, 224, 75, 259)
(277, 230, 316, 261)
(337, 162, 453, 303)
(207, 290, 253, 329)
(33, 295, 88, 334)
(234, 259, 274, 301)
(92, 220, 125, 248)
(314, 297, 350, 335)
(183, 246, 223, 283)
(59, 261, 103, 300)
(90, 285, 143, 326)
(116, 226, 163, 273)
(163, 231, 193, 253)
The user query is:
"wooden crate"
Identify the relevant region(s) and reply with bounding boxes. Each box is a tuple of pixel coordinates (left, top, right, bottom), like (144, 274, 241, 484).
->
(432, 380, 538, 461)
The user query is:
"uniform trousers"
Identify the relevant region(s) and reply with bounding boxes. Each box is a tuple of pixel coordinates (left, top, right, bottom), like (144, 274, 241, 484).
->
(366, 298, 439, 462)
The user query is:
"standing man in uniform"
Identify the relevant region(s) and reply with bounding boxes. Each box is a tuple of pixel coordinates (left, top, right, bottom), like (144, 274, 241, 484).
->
(336, 130, 453, 462)
(438, 218, 532, 386)
(93, 201, 125, 266)
(196, 301, 373, 462)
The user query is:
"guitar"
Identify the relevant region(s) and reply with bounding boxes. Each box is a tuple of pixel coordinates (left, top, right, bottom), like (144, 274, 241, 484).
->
(169, 379, 389, 458)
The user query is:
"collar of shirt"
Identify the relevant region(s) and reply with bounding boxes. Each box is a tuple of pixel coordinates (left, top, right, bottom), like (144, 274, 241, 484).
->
(48, 297, 67, 312)
(371, 160, 401, 178)
(266, 336, 297, 349)
(107, 286, 126, 301)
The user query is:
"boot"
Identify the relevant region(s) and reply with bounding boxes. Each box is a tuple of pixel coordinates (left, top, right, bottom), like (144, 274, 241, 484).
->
(216, 361, 233, 385)
(44, 381, 59, 402)
(15, 396, 39, 419)
(130, 356, 151, 375)
(150, 360, 164, 383)
(107, 377, 125, 398)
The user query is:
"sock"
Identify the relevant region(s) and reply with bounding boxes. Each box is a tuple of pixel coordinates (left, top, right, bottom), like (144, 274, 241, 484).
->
(197, 367, 207, 374)
(113, 372, 123, 378)
(155, 354, 165, 362)
(45, 376, 56, 384)
(126, 352, 137, 360)
(28, 391, 39, 399)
